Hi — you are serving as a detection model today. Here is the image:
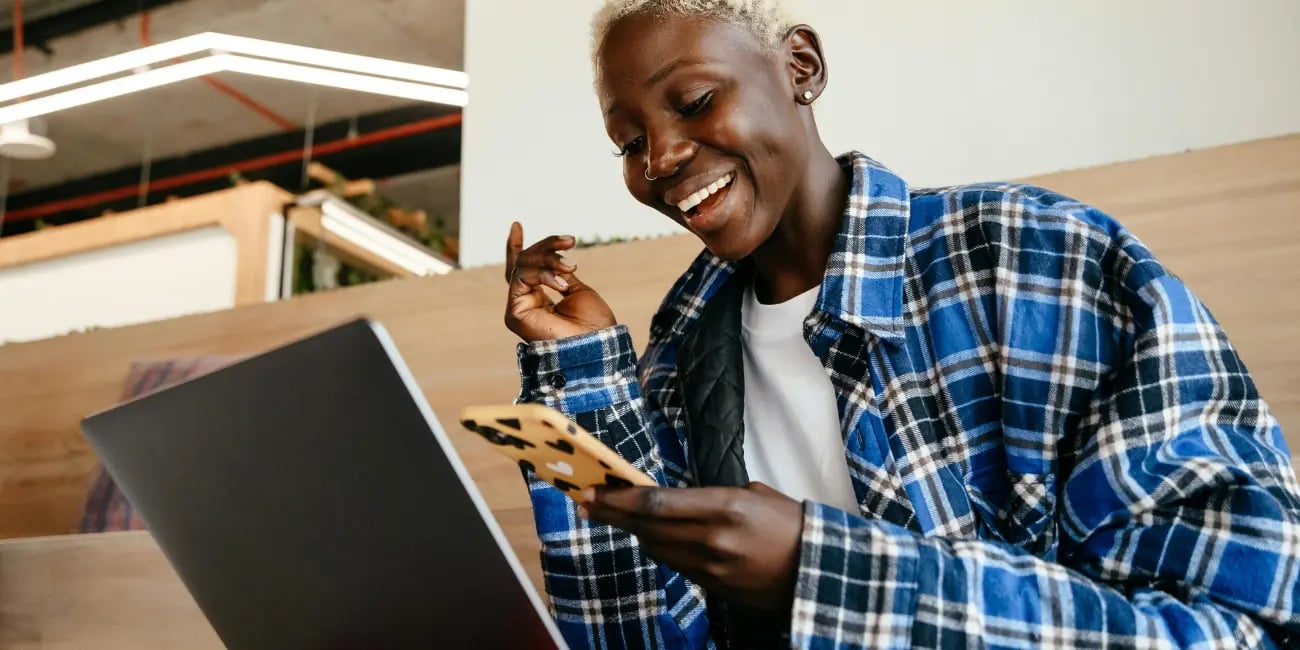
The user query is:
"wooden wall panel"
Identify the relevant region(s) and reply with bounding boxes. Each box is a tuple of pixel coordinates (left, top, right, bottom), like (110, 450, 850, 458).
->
(0, 225, 703, 573)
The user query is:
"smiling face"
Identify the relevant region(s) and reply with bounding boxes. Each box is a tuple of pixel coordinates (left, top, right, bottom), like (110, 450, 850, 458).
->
(596, 12, 819, 261)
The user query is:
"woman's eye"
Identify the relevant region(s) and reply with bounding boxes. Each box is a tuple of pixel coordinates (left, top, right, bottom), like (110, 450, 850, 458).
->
(679, 92, 713, 117)
(615, 136, 645, 158)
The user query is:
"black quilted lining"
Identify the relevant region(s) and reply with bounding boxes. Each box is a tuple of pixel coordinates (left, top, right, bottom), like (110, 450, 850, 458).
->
(678, 270, 750, 489)
(676, 268, 787, 648)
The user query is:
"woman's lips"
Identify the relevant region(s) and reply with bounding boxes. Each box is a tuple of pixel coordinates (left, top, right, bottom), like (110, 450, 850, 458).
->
(671, 171, 735, 213)
(684, 179, 734, 234)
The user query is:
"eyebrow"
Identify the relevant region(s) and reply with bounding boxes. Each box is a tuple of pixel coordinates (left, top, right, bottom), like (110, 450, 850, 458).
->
(604, 57, 710, 117)
(647, 57, 707, 86)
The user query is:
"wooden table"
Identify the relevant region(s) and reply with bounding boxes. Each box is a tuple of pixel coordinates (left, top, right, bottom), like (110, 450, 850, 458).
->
(0, 532, 222, 649)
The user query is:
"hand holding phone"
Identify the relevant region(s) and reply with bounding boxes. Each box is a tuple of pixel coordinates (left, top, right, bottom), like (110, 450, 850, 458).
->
(460, 403, 656, 501)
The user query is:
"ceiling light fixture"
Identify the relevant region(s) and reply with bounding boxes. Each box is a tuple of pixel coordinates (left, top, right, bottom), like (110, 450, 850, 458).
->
(0, 33, 215, 104)
(319, 200, 455, 276)
(0, 55, 228, 125)
(211, 34, 469, 88)
(221, 57, 467, 106)
(0, 32, 469, 119)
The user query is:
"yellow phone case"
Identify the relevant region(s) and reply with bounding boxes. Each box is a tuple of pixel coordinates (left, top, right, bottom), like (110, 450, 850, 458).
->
(460, 403, 656, 501)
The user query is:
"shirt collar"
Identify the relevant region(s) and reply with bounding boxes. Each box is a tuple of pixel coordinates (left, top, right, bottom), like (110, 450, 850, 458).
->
(661, 151, 910, 344)
(815, 151, 910, 342)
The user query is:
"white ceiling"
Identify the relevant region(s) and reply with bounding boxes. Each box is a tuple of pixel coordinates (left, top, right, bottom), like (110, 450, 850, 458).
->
(0, 0, 464, 193)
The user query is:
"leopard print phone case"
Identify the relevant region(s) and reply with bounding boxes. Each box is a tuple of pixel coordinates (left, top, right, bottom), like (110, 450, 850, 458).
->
(460, 403, 656, 501)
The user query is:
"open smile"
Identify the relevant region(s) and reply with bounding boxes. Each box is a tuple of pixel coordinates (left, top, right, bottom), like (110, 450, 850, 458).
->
(669, 172, 734, 216)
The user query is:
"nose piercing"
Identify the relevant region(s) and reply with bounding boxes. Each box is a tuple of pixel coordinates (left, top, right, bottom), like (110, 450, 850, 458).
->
(644, 142, 659, 181)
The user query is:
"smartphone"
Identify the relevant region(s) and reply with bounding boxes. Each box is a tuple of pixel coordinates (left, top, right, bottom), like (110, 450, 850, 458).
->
(460, 403, 656, 501)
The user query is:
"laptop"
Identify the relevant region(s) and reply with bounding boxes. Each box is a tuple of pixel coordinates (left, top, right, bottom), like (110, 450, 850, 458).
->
(82, 318, 567, 649)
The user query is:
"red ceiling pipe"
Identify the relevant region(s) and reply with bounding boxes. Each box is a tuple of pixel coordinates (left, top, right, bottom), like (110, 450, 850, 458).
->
(197, 75, 296, 131)
(3, 112, 461, 223)
(140, 10, 295, 131)
(12, 0, 23, 80)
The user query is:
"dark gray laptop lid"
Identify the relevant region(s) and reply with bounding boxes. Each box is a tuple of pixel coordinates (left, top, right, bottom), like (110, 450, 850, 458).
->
(82, 319, 565, 649)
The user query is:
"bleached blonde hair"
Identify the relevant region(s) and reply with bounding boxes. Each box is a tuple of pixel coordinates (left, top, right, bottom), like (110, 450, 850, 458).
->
(591, 0, 809, 62)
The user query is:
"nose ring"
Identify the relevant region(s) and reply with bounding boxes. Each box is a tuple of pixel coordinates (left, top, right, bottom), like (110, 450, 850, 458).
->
(645, 167, 659, 181)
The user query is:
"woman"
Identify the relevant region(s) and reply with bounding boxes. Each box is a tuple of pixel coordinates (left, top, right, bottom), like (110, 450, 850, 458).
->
(502, 1, 1300, 648)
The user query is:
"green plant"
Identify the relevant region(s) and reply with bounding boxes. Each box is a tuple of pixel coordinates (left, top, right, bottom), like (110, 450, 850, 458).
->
(344, 185, 449, 255)
(291, 243, 379, 296)
(287, 168, 450, 295)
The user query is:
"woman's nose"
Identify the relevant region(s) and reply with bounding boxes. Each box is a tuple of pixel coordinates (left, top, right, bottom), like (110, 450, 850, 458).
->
(646, 135, 695, 180)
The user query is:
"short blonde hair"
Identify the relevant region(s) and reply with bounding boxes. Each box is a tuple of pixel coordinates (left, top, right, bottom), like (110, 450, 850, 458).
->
(591, 0, 808, 61)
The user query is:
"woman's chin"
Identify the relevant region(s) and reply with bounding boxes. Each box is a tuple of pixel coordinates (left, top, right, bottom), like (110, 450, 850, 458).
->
(698, 232, 759, 263)
(670, 202, 762, 262)
(697, 210, 773, 263)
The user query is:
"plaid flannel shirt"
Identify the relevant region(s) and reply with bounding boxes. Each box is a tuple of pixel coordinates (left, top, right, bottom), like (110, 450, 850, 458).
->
(515, 152, 1300, 649)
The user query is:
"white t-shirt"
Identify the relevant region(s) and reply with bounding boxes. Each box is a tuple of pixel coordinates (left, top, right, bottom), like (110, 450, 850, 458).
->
(740, 282, 861, 512)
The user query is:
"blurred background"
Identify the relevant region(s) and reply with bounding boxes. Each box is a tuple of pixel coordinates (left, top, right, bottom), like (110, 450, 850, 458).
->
(0, 2, 1295, 646)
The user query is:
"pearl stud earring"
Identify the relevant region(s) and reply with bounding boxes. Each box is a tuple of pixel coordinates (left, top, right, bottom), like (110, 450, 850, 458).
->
(802, 90, 814, 101)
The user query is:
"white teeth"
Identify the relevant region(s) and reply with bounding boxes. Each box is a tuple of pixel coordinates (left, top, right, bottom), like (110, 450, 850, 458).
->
(675, 173, 735, 213)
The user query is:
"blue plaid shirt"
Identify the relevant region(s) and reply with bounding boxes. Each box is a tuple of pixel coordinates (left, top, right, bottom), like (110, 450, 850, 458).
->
(516, 153, 1300, 649)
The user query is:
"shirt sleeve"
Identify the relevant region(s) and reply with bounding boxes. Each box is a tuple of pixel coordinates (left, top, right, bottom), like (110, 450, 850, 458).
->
(515, 325, 711, 650)
(787, 273, 1300, 649)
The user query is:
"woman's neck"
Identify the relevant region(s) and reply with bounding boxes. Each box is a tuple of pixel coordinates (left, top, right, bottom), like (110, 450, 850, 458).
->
(749, 143, 848, 305)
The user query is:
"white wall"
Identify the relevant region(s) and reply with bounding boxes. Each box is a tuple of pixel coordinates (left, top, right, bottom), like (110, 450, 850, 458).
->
(460, 0, 1300, 267)
(0, 227, 238, 344)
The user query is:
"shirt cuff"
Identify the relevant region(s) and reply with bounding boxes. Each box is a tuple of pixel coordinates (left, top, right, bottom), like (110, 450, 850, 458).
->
(516, 325, 641, 414)
(790, 501, 920, 649)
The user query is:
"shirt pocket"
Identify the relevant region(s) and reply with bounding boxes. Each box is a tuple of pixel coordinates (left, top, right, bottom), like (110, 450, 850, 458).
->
(965, 466, 1058, 557)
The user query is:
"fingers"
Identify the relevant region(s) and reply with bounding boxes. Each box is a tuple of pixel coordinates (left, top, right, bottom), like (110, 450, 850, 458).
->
(578, 501, 731, 596)
(548, 251, 579, 274)
(505, 224, 576, 279)
(582, 486, 735, 523)
(511, 264, 572, 295)
(612, 515, 716, 548)
(506, 230, 576, 275)
(508, 236, 578, 295)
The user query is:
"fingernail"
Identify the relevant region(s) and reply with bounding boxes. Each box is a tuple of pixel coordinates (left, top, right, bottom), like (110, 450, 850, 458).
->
(576, 504, 589, 519)
(554, 276, 570, 290)
(561, 235, 575, 243)
(558, 255, 577, 269)
(580, 487, 596, 503)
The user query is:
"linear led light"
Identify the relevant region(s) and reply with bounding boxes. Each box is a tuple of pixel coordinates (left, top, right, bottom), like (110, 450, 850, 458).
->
(222, 57, 467, 106)
(0, 55, 229, 125)
(322, 213, 454, 276)
(0, 33, 217, 104)
(320, 201, 454, 276)
(212, 34, 468, 89)
(0, 54, 467, 125)
(0, 32, 468, 105)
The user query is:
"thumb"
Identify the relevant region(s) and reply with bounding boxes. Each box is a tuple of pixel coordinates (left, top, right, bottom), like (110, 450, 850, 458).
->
(505, 221, 523, 282)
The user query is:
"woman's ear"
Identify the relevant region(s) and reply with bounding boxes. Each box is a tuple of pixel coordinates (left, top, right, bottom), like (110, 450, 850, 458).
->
(784, 25, 827, 104)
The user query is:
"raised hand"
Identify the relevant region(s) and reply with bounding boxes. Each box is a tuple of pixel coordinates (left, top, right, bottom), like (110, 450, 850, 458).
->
(504, 222, 617, 343)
